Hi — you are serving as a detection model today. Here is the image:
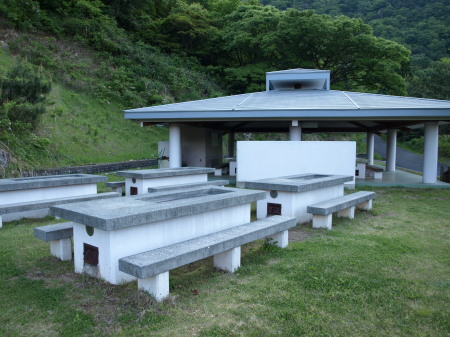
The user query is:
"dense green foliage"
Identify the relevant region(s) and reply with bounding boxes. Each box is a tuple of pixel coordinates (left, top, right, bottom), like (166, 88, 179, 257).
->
(261, 0, 450, 100)
(0, 0, 410, 97)
(408, 58, 450, 101)
(0, 62, 51, 127)
(261, 0, 450, 65)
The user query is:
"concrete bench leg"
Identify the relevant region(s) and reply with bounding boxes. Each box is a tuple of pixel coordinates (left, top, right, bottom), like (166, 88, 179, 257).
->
(138, 271, 169, 302)
(214, 247, 241, 272)
(374, 172, 383, 179)
(268, 230, 289, 248)
(357, 200, 372, 211)
(111, 187, 123, 195)
(50, 238, 72, 261)
(312, 214, 332, 230)
(337, 206, 355, 219)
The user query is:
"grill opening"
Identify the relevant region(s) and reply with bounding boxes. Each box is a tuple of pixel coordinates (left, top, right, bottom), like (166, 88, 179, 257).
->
(267, 203, 282, 216)
(84, 243, 99, 266)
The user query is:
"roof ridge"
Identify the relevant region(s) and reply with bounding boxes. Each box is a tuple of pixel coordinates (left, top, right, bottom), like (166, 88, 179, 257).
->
(342, 92, 360, 109)
(232, 93, 254, 110)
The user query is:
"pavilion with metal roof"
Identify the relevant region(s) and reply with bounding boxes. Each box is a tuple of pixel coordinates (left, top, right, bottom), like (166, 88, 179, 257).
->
(124, 69, 450, 184)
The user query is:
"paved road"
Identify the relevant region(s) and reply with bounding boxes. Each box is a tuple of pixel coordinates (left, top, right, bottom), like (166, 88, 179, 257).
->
(374, 135, 448, 174)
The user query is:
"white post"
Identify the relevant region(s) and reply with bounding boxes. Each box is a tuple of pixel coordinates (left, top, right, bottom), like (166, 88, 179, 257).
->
(386, 129, 397, 172)
(269, 230, 289, 248)
(169, 124, 181, 168)
(50, 239, 72, 261)
(214, 247, 241, 272)
(228, 132, 235, 157)
(289, 120, 302, 141)
(138, 271, 170, 302)
(423, 122, 439, 184)
(367, 132, 375, 165)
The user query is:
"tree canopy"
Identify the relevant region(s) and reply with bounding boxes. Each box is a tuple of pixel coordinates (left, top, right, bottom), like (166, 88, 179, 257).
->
(0, 0, 415, 99)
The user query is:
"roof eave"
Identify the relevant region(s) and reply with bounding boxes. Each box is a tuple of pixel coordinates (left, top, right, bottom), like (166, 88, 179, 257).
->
(124, 108, 450, 122)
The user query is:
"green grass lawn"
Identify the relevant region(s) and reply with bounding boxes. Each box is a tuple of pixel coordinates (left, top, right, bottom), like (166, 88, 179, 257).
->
(0, 187, 449, 336)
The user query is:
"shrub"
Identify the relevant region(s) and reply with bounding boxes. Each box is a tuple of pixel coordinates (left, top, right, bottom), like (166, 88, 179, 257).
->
(0, 62, 51, 127)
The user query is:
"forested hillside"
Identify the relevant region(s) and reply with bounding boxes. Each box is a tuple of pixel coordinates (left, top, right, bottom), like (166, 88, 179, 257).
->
(0, 0, 448, 175)
(261, 0, 450, 100)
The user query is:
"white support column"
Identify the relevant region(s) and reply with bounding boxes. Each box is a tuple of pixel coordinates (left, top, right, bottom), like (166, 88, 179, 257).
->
(50, 238, 72, 261)
(214, 247, 241, 272)
(367, 132, 375, 165)
(228, 132, 235, 157)
(138, 271, 170, 302)
(423, 122, 439, 184)
(268, 230, 289, 248)
(386, 129, 397, 172)
(169, 124, 181, 168)
(289, 120, 302, 141)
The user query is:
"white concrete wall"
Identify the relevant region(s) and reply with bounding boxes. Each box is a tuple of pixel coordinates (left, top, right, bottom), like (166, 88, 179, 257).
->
(256, 185, 344, 223)
(1, 184, 97, 205)
(237, 141, 356, 184)
(74, 203, 251, 284)
(124, 174, 208, 196)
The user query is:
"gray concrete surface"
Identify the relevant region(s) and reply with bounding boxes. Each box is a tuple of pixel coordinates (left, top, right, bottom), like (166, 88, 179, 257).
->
(0, 192, 120, 215)
(119, 215, 296, 278)
(307, 191, 376, 215)
(34, 222, 73, 241)
(242, 173, 353, 192)
(116, 167, 215, 179)
(148, 180, 229, 193)
(51, 186, 266, 231)
(0, 174, 107, 192)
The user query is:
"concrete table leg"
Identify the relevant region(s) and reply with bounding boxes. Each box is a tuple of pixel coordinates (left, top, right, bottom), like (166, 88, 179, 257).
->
(312, 214, 332, 230)
(214, 247, 241, 272)
(138, 271, 169, 302)
(337, 206, 355, 219)
(50, 238, 72, 261)
(269, 230, 289, 248)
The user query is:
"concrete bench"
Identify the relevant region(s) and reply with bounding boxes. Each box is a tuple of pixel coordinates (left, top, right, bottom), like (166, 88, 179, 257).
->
(307, 191, 376, 230)
(34, 222, 73, 261)
(105, 181, 125, 195)
(147, 180, 229, 193)
(366, 165, 383, 179)
(0, 192, 120, 228)
(119, 215, 296, 301)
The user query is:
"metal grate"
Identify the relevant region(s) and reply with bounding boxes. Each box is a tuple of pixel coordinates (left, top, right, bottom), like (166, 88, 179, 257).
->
(84, 243, 99, 266)
(267, 203, 282, 216)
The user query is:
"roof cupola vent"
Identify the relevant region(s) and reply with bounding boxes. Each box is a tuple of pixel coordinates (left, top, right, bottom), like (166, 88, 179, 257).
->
(266, 68, 330, 91)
